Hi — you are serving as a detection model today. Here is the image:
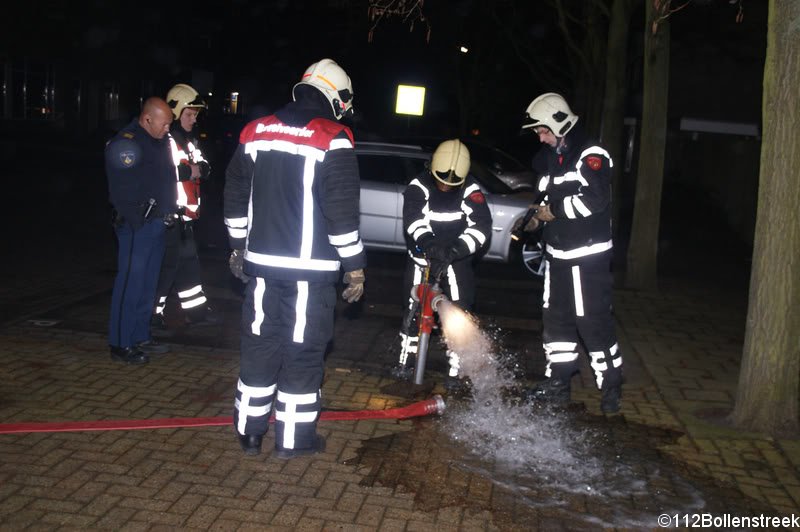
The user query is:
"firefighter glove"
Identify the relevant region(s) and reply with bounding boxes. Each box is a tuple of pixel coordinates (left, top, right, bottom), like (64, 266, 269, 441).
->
(228, 249, 249, 283)
(426, 243, 459, 281)
(198, 161, 211, 179)
(523, 216, 540, 232)
(342, 269, 365, 303)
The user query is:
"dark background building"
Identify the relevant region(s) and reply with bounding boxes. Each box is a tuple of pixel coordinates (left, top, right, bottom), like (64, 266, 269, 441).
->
(0, 0, 766, 254)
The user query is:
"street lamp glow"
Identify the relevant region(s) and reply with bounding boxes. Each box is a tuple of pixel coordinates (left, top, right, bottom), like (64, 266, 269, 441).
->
(460, 46, 469, 53)
(395, 84, 426, 116)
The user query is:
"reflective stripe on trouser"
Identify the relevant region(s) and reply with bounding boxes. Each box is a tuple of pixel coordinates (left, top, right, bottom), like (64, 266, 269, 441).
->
(109, 218, 166, 348)
(398, 256, 476, 371)
(236, 277, 334, 447)
(234, 379, 276, 436)
(398, 332, 419, 366)
(153, 223, 207, 316)
(275, 390, 321, 450)
(541, 253, 622, 388)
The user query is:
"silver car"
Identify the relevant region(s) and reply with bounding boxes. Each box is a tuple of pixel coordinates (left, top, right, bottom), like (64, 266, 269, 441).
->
(461, 139, 536, 192)
(355, 141, 544, 276)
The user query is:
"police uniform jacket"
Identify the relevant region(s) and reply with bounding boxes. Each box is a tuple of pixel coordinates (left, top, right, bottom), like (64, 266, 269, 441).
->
(403, 172, 492, 264)
(224, 97, 366, 283)
(168, 123, 210, 221)
(536, 126, 613, 262)
(106, 119, 177, 227)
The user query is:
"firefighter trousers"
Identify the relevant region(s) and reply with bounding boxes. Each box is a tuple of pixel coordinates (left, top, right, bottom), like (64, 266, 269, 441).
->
(153, 222, 207, 318)
(234, 278, 335, 451)
(542, 252, 622, 390)
(398, 257, 475, 376)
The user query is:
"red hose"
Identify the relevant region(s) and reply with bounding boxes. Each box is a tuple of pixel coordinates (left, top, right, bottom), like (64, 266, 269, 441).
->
(0, 395, 446, 434)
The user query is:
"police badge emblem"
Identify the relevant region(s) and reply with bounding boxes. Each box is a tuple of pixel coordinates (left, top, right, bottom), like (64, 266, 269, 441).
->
(120, 150, 136, 167)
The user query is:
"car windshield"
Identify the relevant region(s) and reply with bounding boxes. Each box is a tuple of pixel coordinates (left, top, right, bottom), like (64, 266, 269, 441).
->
(469, 160, 514, 195)
(463, 142, 528, 173)
(354, 142, 517, 195)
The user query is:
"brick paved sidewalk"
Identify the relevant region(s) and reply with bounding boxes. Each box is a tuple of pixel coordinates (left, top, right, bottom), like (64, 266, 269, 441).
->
(2, 254, 800, 528)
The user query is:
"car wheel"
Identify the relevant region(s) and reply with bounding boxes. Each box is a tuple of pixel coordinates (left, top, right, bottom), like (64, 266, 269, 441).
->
(519, 235, 545, 277)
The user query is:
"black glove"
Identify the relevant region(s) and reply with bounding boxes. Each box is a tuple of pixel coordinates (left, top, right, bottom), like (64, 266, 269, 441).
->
(426, 243, 459, 281)
(163, 214, 177, 228)
(198, 161, 211, 179)
(425, 243, 449, 263)
(228, 249, 250, 283)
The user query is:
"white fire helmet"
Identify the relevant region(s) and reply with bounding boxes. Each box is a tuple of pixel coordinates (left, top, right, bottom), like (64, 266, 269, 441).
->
(292, 58, 354, 120)
(522, 92, 579, 137)
(166, 84, 206, 121)
(431, 139, 470, 187)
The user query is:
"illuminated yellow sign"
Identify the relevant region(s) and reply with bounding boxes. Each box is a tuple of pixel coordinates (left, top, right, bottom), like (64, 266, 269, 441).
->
(395, 85, 426, 116)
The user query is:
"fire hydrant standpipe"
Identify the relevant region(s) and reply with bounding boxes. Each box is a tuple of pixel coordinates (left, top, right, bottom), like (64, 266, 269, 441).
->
(410, 282, 447, 385)
(0, 396, 447, 434)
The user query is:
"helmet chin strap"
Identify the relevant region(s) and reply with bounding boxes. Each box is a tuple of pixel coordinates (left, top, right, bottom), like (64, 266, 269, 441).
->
(555, 135, 568, 155)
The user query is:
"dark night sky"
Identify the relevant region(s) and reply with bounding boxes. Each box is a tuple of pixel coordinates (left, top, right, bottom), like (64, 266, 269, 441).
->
(2, 0, 766, 144)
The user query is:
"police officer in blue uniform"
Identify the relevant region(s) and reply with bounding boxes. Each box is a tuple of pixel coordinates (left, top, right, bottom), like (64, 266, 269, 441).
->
(106, 97, 177, 364)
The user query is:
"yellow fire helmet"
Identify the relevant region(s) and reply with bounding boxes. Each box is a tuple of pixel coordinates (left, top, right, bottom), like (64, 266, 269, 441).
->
(166, 83, 206, 121)
(431, 139, 470, 187)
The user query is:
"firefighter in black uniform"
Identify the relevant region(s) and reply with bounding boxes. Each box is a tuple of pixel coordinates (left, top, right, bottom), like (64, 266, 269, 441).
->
(397, 139, 492, 389)
(519, 92, 623, 413)
(151, 83, 217, 329)
(106, 98, 176, 364)
(224, 58, 366, 458)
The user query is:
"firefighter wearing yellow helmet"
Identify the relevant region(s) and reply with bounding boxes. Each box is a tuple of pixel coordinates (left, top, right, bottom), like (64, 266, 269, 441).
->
(396, 139, 492, 394)
(151, 83, 218, 330)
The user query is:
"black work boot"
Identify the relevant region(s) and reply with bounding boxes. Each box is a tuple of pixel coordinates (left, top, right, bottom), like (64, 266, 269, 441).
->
(135, 340, 170, 355)
(391, 362, 415, 381)
(444, 376, 473, 399)
(109, 346, 149, 365)
(238, 433, 263, 456)
(526, 378, 571, 405)
(274, 435, 326, 460)
(601, 384, 622, 414)
(151, 313, 167, 330)
(185, 306, 221, 327)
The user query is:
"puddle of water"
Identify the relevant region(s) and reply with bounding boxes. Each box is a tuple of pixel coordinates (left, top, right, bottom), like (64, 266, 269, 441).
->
(347, 300, 780, 527)
(346, 412, 778, 529)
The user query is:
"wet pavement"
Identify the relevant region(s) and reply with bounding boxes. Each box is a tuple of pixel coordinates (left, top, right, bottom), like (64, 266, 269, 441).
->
(2, 144, 799, 529)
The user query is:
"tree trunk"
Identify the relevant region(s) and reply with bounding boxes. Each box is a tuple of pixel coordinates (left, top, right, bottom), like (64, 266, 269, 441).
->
(600, 0, 636, 239)
(625, 0, 669, 290)
(730, 0, 800, 437)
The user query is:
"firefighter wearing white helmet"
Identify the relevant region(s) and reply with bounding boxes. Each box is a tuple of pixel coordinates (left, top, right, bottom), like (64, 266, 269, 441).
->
(396, 139, 492, 394)
(292, 58, 354, 120)
(522, 92, 579, 138)
(152, 83, 217, 331)
(224, 58, 365, 458)
(518, 92, 623, 414)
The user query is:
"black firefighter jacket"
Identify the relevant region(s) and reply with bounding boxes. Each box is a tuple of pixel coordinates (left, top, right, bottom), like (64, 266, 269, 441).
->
(403, 171, 493, 264)
(223, 100, 366, 283)
(536, 127, 614, 263)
